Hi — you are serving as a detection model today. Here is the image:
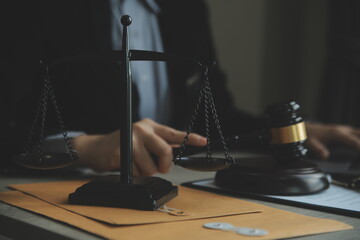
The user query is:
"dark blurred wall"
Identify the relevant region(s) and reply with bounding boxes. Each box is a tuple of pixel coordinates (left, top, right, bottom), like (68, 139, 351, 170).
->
(261, 0, 328, 119)
(206, 0, 266, 115)
(207, 0, 329, 118)
(318, 0, 360, 127)
(0, 1, 41, 165)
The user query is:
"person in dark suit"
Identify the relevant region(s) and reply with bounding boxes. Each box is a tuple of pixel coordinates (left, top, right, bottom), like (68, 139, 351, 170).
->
(8, 0, 265, 174)
(5, 0, 360, 174)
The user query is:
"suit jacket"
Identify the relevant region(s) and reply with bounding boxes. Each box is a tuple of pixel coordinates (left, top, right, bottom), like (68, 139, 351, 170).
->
(6, 0, 265, 163)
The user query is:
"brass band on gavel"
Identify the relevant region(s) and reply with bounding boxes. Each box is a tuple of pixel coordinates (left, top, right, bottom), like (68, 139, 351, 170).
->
(270, 122, 307, 145)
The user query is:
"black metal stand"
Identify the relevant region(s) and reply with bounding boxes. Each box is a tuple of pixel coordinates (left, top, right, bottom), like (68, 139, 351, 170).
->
(68, 175, 177, 210)
(68, 15, 178, 210)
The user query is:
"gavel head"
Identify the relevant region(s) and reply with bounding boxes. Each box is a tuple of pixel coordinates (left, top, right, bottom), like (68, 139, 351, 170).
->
(265, 101, 308, 163)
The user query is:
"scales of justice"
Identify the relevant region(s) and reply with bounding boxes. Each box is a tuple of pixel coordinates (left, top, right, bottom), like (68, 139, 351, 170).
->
(13, 16, 330, 211)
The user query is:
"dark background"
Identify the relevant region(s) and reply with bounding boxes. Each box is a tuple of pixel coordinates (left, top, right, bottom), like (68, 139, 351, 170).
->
(207, 0, 360, 127)
(1, 0, 360, 163)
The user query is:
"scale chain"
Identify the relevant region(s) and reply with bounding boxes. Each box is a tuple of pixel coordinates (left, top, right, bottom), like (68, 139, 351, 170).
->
(46, 70, 79, 161)
(23, 61, 78, 163)
(174, 78, 205, 163)
(36, 69, 51, 162)
(203, 71, 212, 158)
(202, 69, 234, 164)
(175, 65, 234, 165)
(23, 63, 47, 154)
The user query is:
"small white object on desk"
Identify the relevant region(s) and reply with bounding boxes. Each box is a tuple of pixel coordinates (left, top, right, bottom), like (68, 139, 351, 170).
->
(203, 222, 268, 236)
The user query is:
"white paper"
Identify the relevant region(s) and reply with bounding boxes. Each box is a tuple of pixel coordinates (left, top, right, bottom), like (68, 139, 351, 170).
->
(192, 180, 360, 214)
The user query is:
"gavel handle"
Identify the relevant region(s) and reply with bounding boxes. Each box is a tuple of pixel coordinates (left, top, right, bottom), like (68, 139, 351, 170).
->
(172, 129, 270, 157)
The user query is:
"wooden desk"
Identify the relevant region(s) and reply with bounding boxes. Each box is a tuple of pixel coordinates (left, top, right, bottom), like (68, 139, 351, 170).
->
(0, 166, 359, 240)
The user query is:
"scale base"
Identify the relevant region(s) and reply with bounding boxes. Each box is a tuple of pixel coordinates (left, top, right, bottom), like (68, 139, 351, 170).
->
(215, 160, 330, 195)
(68, 175, 178, 210)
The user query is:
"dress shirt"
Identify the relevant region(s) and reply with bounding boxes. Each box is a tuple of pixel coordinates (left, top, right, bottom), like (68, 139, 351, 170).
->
(110, 0, 170, 124)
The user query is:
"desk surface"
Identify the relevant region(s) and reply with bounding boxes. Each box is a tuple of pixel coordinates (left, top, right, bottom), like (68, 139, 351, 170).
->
(0, 166, 359, 240)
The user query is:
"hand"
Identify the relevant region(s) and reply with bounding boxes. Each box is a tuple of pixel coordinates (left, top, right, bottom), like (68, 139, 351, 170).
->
(72, 118, 207, 174)
(305, 122, 360, 159)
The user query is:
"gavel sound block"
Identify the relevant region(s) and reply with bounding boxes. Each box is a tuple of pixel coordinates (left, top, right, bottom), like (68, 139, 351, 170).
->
(215, 101, 330, 196)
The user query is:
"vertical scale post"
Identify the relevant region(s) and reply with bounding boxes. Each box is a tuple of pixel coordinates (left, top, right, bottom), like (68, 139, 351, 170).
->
(68, 15, 178, 210)
(120, 15, 133, 184)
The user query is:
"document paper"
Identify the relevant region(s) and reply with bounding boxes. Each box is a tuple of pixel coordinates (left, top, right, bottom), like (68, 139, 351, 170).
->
(192, 180, 360, 215)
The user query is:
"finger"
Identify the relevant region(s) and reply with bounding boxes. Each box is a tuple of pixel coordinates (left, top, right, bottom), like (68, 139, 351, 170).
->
(335, 131, 360, 150)
(306, 138, 330, 160)
(154, 124, 207, 146)
(109, 159, 120, 171)
(144, 133, 173, 174)
(133, 140, 158, 176)
(110, 147, 121, 170)
(132, 163, 140, 176)
(170, 143, 181, 148)
(186, 133, 208, 146)
(352, 128, 360, 137)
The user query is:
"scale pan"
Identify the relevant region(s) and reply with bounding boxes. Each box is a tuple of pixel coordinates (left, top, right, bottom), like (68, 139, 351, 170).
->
(12, 153, 75, 170)
(174, 157, 230, 172)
